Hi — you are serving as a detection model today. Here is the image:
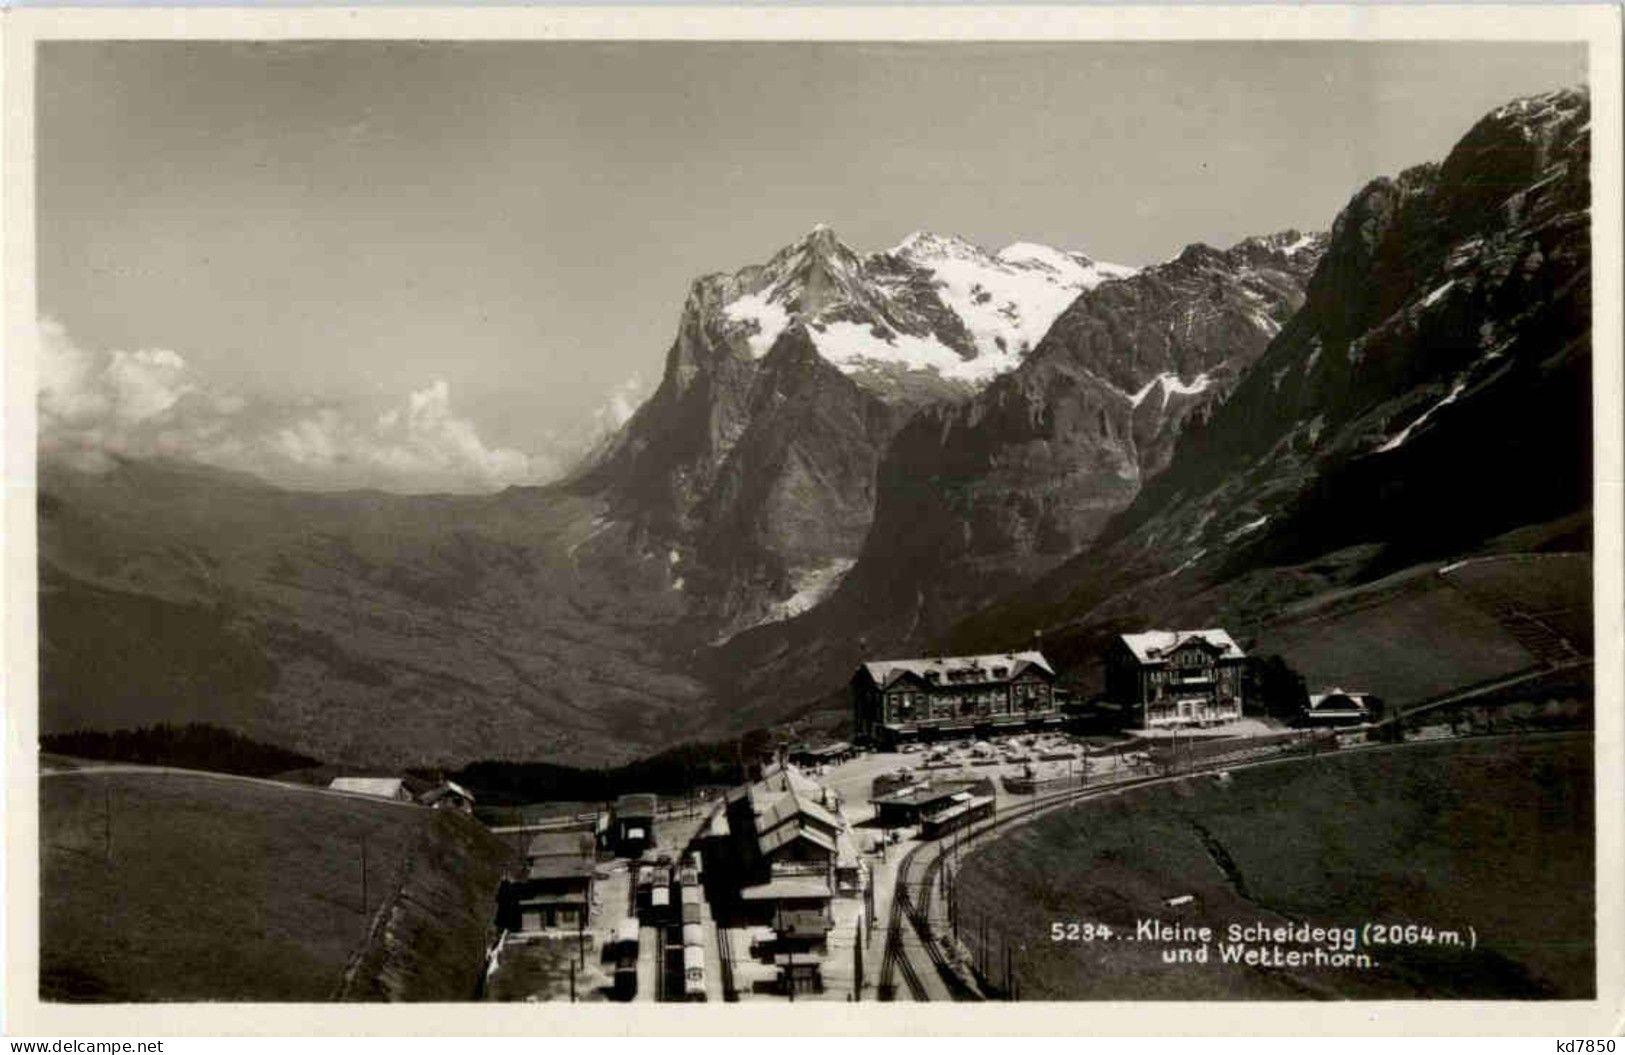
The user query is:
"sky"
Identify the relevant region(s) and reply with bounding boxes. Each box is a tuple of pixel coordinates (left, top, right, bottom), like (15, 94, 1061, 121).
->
(37, 41, 1587, 492)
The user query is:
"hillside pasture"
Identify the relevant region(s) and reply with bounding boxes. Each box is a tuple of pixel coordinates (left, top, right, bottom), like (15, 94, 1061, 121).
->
(1440, 553, 1592, 653)
(40, 768, 511, 1002)
(1255, 564, 1539, 706)
(953, 735, 1592, 1000)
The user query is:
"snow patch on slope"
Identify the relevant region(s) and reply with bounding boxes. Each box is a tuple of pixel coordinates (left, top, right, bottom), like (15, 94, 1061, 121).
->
(812, 322, 990, 382)
(725, 290, 794, 360)
(1421, 279, 1456, 309)
(1377, 377, 1469, 453)
(1224, 515, 1269, 543)
(1128, 372, 1215, 409)
(1281, 232, 1319, 256)
(894, 232, 1137, 372)
(721, 557, 858, 638)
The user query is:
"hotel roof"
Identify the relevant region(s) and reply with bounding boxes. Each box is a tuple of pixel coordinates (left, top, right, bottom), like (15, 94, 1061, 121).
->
(1119, 629, 1244, 664)
(859, 651, 1053, 690)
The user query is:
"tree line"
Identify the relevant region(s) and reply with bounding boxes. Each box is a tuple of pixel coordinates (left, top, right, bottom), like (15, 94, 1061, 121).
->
(41, 722, 321, 777)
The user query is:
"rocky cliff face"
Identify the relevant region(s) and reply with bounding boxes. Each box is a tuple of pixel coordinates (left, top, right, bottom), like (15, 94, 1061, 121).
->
(849, 230, 1325, 617)
(949, 87, 1592, 661)
(702, 231, 1324, 723)
(580, 225, 1138, 634)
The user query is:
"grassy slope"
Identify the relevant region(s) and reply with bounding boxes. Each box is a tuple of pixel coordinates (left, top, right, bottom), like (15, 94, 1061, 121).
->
(1257, 551, 1590, 704)
(340, 806, 516, 1001)
(953, 735, 1592, 1000)
(1256, 565, 1533, 701)
(40, 769, 512, 1002)
(994, 532, 1590, 713)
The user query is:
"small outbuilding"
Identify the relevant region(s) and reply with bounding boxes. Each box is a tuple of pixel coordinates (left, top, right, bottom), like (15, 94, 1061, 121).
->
(327, 776, 413, 803)
(788, 741, 856, 768)
(418, 780, 476, 814)
(503, 830, 598, 932)
(1303, 689, 1378, 726)
(870, 774, 995, 829)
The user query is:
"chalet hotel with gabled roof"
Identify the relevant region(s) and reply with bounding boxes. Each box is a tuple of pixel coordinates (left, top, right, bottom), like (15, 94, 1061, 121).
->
(851, 650, 1059, 745)
(1105, 629, 1245, 729)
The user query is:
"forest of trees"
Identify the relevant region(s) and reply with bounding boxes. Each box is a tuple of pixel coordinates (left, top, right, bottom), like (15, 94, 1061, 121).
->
(1244, 654, 1311, 720)
(41, 722, 321, 777)
(441, 728, 778, 806)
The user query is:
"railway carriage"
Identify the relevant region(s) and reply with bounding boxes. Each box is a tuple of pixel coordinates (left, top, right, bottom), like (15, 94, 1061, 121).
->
(681, 943, 707, 1001)
(920, 793, 995, 839)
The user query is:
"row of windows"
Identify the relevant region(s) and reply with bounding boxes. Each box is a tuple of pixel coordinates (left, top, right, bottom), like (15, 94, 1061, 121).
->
(1147, 697, 1240, 719)
(880, 685, 1054, 722)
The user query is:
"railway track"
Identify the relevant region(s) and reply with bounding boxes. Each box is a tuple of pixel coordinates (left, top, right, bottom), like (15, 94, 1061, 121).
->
(879, 869, 927, 1000)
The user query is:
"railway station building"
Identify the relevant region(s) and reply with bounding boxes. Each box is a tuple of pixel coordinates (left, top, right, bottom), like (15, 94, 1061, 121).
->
(502, 830, 598, 932)
(870, 773, 996, 828)
(696, 762, 861, 924)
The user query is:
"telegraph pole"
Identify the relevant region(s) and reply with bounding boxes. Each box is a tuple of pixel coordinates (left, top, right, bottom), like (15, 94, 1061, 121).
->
(854, 919, 864, 1001)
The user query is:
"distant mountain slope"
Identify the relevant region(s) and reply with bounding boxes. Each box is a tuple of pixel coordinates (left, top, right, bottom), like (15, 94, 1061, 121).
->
(946, 87, 1593, 689)
(39, 459, 707, 766)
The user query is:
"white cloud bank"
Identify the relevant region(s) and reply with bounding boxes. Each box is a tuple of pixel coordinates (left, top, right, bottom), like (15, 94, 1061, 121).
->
(37, 318, 565, 494)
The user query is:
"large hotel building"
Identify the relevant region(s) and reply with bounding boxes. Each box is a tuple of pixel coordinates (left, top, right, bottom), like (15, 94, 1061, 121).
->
(850, 651, 1060, 745)
(1104, 629, 1246, 729)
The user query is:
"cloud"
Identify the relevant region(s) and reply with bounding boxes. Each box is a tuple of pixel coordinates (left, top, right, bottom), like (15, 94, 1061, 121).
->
(594, 371, 650, 434)
(37, 318, 557, 494)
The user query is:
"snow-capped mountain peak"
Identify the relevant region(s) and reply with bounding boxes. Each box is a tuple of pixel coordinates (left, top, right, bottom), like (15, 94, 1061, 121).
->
(714, 227, 1139, 393)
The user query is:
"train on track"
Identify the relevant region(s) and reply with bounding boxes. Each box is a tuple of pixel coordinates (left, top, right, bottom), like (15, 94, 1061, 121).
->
(919, 793, 995, 839)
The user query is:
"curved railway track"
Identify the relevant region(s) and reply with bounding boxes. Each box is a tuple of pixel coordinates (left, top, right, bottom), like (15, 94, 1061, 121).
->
(878, 770, 1168, 1000)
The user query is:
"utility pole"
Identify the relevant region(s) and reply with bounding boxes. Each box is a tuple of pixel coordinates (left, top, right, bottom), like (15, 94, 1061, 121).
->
(854, 918, 864, 1002)
(360, 833, 369, 917)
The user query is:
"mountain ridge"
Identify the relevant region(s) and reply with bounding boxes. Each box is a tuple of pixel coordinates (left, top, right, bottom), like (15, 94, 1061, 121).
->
(943, 86, 1592, 689)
